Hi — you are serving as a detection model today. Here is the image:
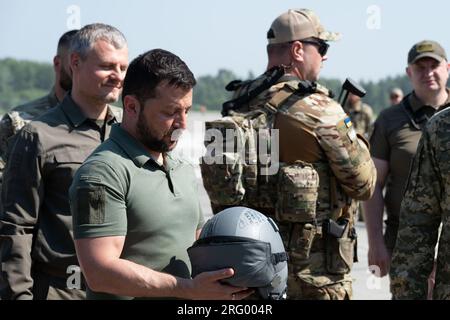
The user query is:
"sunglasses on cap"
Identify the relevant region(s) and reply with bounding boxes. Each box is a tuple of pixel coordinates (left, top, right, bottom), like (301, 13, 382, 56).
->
(293, 38, 330, 57)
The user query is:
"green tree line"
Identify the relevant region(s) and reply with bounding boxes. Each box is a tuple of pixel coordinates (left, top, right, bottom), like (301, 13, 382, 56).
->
(0, 58, 54, 111)
(0, 58, 413, 115)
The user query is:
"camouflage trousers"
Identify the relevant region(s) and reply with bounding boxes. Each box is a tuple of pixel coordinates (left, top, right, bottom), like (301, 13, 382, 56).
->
(287, 274, 352, 300)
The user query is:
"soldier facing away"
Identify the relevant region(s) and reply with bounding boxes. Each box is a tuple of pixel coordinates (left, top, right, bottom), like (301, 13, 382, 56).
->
(201, 8, 376, 299)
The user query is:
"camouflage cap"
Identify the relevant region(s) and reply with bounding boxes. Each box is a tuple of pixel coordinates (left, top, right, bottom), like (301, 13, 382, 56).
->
(408, 40, 447, 64)
(267, 9, 341, 44)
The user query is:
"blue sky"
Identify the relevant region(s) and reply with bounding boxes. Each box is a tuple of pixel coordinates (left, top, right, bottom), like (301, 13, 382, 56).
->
(1, 0, 449, 82)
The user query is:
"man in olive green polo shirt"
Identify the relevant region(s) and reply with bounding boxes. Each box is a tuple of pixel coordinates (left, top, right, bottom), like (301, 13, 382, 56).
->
(364, 40, 450, 286)
(0, 23, 128, 300)
(70, 49, 253, 300)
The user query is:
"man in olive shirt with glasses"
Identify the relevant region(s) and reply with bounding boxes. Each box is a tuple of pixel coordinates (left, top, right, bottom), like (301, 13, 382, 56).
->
(0, 23, 128, 300)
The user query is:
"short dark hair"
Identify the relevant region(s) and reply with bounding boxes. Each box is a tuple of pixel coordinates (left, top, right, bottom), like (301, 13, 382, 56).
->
(266, 42, 292, 58)
(122, 49, 196, 105)
(57, 29, 78, 55)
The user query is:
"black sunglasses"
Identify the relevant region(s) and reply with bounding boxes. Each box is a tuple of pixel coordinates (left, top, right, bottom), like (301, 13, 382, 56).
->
(298, 38, 329, 57)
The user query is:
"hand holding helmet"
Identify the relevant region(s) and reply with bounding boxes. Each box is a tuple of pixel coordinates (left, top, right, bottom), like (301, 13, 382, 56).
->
(188, 207, 288, 300)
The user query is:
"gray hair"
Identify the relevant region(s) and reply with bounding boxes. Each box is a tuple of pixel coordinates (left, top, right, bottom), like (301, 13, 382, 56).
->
(70, 23, 127, 59)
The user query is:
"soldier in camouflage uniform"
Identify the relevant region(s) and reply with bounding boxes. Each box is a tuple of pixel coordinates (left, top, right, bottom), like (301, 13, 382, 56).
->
(390, 107, 450, 300)
(343, 92, 374, 139)
(202, 9, 376, 300)
(0, 29, 78, 183)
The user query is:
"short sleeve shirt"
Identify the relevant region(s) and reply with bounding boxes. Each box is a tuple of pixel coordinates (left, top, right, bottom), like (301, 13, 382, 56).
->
(70, 124, 204, 299)
(370, 91, 450, 221)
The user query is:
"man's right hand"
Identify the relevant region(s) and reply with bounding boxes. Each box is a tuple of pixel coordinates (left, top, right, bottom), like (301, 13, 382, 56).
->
(184, 268, 254, 300)
(368, 240, 391, 277)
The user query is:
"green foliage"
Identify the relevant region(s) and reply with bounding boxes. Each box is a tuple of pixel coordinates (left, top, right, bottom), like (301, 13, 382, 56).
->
(319, 78, 342, 98)
(192, 69, 237, 111)
(360, 75, 412, 115)
(0, 58, 429, 117)
(0, 58, 54, 112)
(320, 75, 413, 116)
(194, 70, 414, 116)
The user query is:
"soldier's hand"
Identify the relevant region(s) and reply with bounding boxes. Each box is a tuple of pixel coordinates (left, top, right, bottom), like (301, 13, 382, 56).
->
(186, 268, 254, 300)
(368, 240, 391, 277)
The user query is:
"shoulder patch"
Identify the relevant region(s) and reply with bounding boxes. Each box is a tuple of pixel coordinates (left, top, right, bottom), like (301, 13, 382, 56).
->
(337, 117, 357, 143)
(344, 117, 353, 128)
(75, 186, 106, 225)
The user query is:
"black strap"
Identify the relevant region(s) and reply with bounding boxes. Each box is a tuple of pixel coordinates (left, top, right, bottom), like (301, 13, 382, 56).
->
(402, 95, 424, 130)
(193, 236, 260, 245)
(221, 66, 285, 116)
(272, 252, 289, 264)
(402, 94, 447, 130)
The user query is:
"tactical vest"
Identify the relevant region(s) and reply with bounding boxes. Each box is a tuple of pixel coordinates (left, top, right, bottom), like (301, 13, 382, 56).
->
(200, 69, 359, 275)
(200, 67, 352, 225)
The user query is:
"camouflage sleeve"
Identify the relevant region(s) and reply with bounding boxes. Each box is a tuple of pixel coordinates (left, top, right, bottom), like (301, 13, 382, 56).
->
(0, 126, 43, 299)
(315, 113, 376, 201)
(0, 112, 30, 186)
(389, 125, 442, 300)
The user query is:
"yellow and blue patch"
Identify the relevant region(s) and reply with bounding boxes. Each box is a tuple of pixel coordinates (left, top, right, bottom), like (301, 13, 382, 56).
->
(337, 117, 353, 129)
(344, 117, 353, 128)
(336, 117, 357, 143)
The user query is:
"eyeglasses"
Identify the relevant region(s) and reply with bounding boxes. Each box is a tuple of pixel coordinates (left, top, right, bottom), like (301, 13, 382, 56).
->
(298, 38, 330, 57)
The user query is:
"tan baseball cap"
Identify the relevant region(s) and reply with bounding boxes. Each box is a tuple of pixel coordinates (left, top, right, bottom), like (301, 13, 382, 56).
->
(267, 9, 341, 44)
(408, 40, 447, 64)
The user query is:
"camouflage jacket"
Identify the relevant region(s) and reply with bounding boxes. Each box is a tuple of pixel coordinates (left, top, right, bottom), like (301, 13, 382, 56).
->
(0, 89, 59, 180)
(390, 107, 450, 300)
(224, 77, 377, 288)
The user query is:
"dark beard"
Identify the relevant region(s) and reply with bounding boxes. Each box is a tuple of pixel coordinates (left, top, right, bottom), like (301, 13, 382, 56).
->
(136, 111, 171, 153)
(59, 67, 72, 91)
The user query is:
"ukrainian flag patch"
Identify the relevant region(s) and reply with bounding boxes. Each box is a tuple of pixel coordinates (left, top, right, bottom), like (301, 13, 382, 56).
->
(344, 117, 353, 128)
